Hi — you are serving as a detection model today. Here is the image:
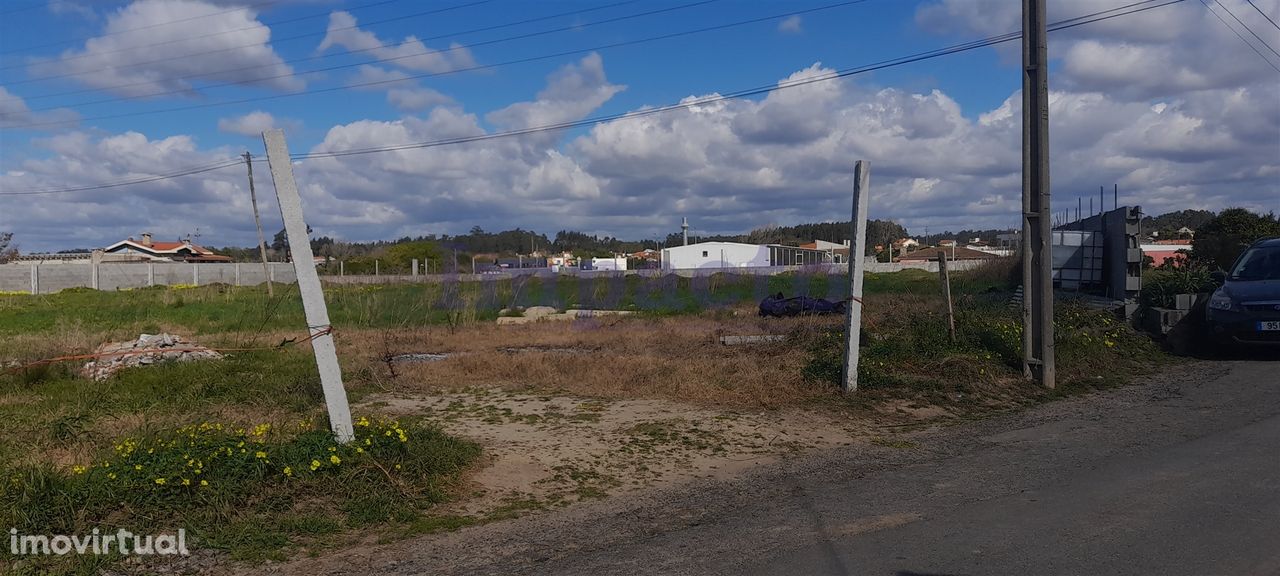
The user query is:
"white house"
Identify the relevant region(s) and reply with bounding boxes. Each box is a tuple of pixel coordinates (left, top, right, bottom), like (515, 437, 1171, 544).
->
(661, 242, 770, 271)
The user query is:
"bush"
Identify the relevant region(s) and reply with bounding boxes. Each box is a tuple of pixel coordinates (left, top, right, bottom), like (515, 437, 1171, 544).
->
(1140, 264, 1214, 309)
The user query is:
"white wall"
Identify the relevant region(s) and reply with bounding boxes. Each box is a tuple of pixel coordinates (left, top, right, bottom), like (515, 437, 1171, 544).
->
(661, 242, 770, 271)
(590, 257, 627, 271)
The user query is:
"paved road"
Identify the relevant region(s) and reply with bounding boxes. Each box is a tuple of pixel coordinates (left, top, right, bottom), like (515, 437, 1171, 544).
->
(265, 360, 1280, 576)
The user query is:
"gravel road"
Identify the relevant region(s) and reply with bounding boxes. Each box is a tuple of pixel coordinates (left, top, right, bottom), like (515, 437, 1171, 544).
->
(255, 359, 1280, 576)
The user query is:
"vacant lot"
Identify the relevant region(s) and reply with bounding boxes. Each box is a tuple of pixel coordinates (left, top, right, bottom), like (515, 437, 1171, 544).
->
(0, 267, 1165, 574)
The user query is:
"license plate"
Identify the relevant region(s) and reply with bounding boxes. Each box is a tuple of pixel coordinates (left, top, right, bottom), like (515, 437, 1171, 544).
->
(1260, 321, 1280, 331)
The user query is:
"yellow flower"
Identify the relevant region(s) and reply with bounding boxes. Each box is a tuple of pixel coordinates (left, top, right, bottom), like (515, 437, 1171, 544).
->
(283, 466, 293, 477)
(328, 446, 336, 452)
(357, 416, 370, 427)
(134, 465, 143, 471)
(72, 465, 87, 474)
(107, 473, 117, 480)
(394, 464, 401, 470)
(355, 447, 364, 454)
(1105, 340, 1116, 348)
(255, 451, 268, 459)
(154, 478, 166, 485)
(181, 478, 191, 486)
(329, 455, 341, 465)
(200, 480, 209, 487)
(310, 459, 322, 471)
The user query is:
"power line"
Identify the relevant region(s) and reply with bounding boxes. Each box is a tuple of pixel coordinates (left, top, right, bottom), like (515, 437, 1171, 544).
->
(294, 0, 1187, 161)
(2, 0, 868, 128)
(1213, 0, 1280, 58)
(20, 0, 640, 103)
(12, 0, 708, 114)
(0, 0, 486, 79)
(0, 0, 1188, 195)
(1200, 0, 1280, 71)
(0, 0, 287, 56)
(1245, 0, 1280, 31)
(0, 160, 243, 196)
(0, 1, 46, 18)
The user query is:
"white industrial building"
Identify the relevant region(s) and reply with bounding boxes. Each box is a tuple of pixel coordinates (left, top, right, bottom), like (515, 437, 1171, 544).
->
(660, 241, 830, 271)
(588, 257, 627, 271)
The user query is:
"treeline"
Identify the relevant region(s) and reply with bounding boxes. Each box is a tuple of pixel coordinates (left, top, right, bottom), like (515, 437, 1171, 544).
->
(1140, 209, 1215, 237)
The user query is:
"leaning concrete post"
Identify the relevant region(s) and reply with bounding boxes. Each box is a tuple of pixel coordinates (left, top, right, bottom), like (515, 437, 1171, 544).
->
(91, 261, 99, 290)
(262, 129, 354, 443)
(841, 160, 870, 393)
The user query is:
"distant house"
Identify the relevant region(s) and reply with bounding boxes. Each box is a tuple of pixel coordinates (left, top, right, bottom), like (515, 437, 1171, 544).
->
(897, 245, 1001, 263)
(102, 233, 232, 263)
(630, 249, 660, 261)
(799, 239, 851, 263)
(891, 238, 920, 250)
(1142, 239, 1193, 267)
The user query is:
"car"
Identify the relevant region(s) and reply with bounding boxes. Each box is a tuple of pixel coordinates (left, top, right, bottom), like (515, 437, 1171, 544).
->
(1206, 237, 1280, 346)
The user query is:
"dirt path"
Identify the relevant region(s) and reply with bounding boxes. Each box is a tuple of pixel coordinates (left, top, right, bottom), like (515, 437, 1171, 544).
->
(231, 361, 1263, 576)
(364, 389, 872, 516)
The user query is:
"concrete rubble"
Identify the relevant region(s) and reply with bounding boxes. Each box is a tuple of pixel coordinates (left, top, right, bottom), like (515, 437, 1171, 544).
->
(496, 307, 634, 325)
(81, 333, 223, 381)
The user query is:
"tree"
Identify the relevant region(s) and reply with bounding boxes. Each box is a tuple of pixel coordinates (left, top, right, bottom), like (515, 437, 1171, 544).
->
(1192, 208, 1280, 269)
(0, 232, 14, 264)
(271, 225, 312, 261)
(382, 240, 444, 273)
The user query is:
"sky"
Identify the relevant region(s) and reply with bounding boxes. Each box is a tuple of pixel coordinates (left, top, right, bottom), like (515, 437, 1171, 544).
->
(0, 0, 1277, 252)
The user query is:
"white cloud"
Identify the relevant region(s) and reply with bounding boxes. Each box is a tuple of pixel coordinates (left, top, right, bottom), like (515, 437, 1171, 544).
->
(0, 86, 80, 130)
(48, 0, 97, 20)
(316, 11, 476, 74)
(778, 15, 803, 34)
(347, 65, 454, 112)
(29, 0, 303, 98)
(217, 110, 299, 137)
(2, 38, 1277, 251)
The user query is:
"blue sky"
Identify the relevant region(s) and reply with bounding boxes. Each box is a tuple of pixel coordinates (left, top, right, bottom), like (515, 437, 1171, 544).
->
(1, 0, 1277, 251)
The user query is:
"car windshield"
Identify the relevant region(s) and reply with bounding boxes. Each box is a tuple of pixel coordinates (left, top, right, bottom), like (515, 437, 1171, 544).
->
(1229, 245, 1280, 281)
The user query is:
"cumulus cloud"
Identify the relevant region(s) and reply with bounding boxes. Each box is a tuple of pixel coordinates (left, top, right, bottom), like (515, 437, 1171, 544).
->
(317, 11, 476, 74)
(916, 0, 1280, 99)
(216, 110, 299, 137)
(29, 0, 303, 98)
(2, 36, 1276, 251)
(346, 65, 455, 112)
(778, 15, 803, 34)
(0, 86, 80, 130)
(0, 131, 267, 250)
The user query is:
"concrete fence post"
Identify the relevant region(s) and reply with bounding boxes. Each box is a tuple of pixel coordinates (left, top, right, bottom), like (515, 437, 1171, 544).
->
(340, 260, 344, 276)
(147, 262, 155, 287)
(193, 263, 200, 286)
(30, 263, 38, 295)
(269, 264, 275, 283)
(91, 261, 99, 290)
(412, 258, 419, 277)
(235, 263, 241, 286)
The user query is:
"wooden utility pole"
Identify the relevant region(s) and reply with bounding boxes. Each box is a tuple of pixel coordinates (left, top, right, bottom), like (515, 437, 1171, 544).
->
(841, 160, 870, 393)
(243, 152, 274, 297)
(939, 250, 955, 344)
(262, 129, 354, 443)
(1022, 0, 1055, 388)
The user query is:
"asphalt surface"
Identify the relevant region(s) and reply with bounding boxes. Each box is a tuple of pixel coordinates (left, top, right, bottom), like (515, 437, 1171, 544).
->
(264, 360, 1280, 576)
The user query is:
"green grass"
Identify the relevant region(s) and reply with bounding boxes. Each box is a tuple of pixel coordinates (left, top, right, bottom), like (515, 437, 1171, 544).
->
(801, 299, 1163, 400)
(0, 267, 1014, 340)
(1, 417, 480, 573)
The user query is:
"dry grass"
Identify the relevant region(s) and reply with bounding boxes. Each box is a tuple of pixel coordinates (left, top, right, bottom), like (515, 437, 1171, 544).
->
(331, 309, 847, 408)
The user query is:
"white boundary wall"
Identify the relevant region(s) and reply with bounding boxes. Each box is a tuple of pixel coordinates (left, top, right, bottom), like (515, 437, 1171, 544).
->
(0, 262, 297, 294)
